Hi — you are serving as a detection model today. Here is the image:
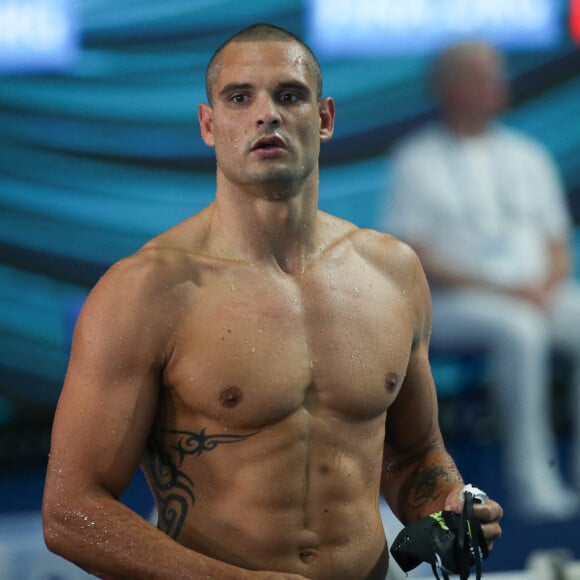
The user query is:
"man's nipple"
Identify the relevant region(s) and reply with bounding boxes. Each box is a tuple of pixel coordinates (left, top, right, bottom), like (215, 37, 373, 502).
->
(219, 386, 243, 408)
(384, 372, 399, 393)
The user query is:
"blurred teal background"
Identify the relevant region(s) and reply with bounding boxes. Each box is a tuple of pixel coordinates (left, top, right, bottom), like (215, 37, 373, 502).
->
(0, 0, 579, 576)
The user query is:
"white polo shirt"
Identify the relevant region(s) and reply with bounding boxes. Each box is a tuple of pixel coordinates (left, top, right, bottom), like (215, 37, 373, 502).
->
(385, 123, 571, 287)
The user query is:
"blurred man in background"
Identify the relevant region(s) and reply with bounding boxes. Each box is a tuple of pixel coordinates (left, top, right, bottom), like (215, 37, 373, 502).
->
(383, 40, 580, 521)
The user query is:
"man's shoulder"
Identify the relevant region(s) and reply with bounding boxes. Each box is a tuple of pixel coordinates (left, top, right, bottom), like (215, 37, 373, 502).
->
(349, 229, 427, 307)
(96, 238, 200, 304)
(112, 211, 212, 282)
(349, 228, 420, 274)
(493, 124, 555, 161)
(320, 214, 402, 257)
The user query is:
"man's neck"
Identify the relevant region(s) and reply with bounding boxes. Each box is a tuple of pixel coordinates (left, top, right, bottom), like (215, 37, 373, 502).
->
(443, 112, 491, 137)
(207, 182, 321, 274)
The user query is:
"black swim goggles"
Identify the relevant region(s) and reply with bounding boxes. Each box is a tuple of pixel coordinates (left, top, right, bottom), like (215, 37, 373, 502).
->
(390, 487, 489, 580)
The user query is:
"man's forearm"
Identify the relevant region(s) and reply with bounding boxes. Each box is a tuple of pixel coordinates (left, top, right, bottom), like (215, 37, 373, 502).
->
(382, 448, 463, 524)
(44, 493, 253, 580)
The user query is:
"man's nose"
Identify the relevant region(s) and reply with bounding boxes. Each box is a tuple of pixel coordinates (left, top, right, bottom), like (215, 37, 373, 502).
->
(256, 95, 281, 129)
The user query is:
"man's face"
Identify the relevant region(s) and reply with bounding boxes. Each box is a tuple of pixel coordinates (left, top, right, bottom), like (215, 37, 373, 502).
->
(451, 49, 508, 118)
(199, 40, 334, 197)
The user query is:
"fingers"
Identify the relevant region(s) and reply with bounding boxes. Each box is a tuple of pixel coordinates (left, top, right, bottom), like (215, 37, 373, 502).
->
(474, 500, 503, 548)
(474, 499, 504, 523)
(481, 522, 502, 551)
(443, 488, 504, 551)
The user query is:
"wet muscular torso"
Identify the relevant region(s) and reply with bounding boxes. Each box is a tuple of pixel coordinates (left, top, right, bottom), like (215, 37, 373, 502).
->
(141, 228, 416, 579)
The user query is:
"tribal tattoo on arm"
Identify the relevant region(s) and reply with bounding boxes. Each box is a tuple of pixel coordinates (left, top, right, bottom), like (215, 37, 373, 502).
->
(147, 428, 258, 539)
(384, 441, 462, 523)
(400, 465, 456, 511)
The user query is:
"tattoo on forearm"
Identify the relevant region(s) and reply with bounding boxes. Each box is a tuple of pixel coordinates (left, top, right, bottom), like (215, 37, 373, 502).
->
(384, 436, 462, 519)
(399, 464, 460, 520)
(147, 428, 258, 539)
(406, 466, 452, 507)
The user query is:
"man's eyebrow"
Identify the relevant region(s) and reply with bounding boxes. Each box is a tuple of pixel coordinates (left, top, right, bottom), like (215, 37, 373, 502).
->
(217, 80, 312, 99)
(218, 82, 253, 99)
(278, 81, 312, 96)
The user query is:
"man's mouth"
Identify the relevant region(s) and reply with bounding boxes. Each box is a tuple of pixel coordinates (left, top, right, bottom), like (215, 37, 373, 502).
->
(251, 135, 286, 151)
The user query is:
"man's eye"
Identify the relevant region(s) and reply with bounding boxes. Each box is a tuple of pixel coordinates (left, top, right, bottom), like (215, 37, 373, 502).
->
(230, 94, 248, 104)
(280, 93, 299, 104)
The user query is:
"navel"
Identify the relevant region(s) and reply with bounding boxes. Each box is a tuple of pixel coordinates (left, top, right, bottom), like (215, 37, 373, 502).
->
(219, 386, 243, 408)
(384, 372, 399, 393)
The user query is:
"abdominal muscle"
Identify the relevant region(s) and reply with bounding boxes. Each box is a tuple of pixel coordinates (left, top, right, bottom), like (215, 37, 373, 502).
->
(144, 409, 388, 579)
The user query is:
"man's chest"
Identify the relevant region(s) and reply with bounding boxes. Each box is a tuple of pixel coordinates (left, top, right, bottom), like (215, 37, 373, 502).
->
(162, 262, 413, 427)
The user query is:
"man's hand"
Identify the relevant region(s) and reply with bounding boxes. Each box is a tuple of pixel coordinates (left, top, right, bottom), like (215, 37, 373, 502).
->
(445, 485, 503, 551)
(508, 284, 553, 310)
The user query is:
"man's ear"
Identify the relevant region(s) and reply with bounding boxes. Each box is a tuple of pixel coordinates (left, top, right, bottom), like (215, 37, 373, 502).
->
(198, 103, 215, 147)
(319, 97, 335, 142)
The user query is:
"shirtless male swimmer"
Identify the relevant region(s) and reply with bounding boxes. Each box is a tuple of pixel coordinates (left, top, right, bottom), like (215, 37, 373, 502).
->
(42, 23, 503, 580)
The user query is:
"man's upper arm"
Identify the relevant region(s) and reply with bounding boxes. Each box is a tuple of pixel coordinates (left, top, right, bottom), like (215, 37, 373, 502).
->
(383, 343, 440, 468)
(384, 244, 438, 453)
(47, 255, 171, 500)
(380, 246, 462, 519)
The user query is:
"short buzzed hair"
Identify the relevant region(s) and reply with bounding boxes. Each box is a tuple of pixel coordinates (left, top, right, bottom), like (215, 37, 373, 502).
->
(205, 23, 323, 105)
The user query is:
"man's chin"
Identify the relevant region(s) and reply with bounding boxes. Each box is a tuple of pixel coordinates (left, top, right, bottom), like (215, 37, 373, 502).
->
(257, 183, 301, 202)
(248, 171, 301, 196)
